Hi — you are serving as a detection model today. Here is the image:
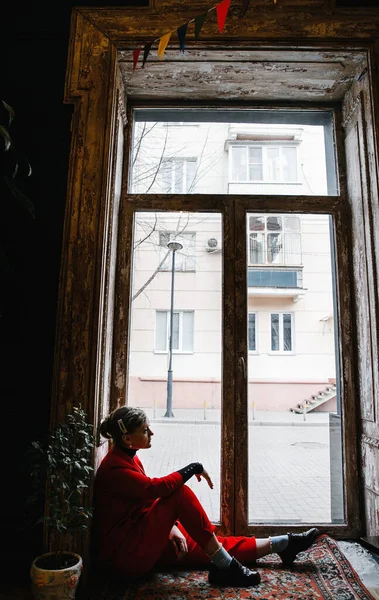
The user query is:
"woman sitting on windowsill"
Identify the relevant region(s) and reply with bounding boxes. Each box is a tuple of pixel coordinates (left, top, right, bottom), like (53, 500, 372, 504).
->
(92, 406, 319, 588)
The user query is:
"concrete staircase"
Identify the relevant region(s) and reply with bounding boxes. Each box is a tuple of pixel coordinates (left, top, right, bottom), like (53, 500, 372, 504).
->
(289, 383, 337, 414)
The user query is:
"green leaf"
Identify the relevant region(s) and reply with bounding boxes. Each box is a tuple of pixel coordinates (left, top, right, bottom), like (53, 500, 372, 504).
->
(2, 100, 15, 125)
(0, 124, 12, 151)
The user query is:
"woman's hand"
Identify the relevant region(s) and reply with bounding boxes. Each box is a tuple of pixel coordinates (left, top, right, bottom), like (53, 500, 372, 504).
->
(169, 524, 188, 560)
(195, 468, 214, 489)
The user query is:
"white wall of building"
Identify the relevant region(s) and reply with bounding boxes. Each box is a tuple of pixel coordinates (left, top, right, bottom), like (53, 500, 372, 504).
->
(128, 121, 337, 411)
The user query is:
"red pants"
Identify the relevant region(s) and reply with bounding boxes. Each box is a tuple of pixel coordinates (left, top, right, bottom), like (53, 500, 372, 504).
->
(114, 485, 257, 578)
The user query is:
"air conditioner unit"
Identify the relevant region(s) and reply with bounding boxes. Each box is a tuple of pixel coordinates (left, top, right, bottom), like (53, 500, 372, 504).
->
(205, 237, 222, 253)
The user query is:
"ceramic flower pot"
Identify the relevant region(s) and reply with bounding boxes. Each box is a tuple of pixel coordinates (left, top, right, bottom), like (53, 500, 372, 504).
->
(30, 551, 83, 600)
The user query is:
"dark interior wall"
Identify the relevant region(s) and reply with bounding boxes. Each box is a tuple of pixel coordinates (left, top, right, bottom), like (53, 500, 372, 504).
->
(2, 0, 148, 581)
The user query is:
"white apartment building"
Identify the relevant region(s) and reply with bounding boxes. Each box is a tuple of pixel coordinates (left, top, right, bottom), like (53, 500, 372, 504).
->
(128, 120, 337, 412)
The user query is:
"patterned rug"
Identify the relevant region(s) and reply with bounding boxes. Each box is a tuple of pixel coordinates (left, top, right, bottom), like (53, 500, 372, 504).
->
(101, 535, 376, 600)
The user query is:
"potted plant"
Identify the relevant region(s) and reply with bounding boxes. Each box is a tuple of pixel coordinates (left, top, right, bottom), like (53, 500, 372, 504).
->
(27, 404, 94, 600)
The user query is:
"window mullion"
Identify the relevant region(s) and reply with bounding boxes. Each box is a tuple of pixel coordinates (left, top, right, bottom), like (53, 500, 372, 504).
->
(178, 311, 183, 351)
(279, 313, 284, 351)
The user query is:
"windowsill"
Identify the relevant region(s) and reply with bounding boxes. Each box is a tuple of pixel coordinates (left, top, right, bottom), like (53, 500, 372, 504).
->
(268, 351, 296, 356)
(229, 181, 302, 185)
(248, 351, 259, 355)
(154, 350, 194, 355)
(158, 269, 197, 273)
(248, 265, 303, 269)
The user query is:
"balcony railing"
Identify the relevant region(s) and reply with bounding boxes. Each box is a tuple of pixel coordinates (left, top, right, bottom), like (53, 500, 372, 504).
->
(248, 266, 303, 289)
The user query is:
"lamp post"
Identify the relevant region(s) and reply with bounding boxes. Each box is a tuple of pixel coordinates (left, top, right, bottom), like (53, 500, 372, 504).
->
(164, 240, 183, 418)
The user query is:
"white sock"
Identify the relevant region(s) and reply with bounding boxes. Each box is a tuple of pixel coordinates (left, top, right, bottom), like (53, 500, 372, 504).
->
(210, 545, 233, 569)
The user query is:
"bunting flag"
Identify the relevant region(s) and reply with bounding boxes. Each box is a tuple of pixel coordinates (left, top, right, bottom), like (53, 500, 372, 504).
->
(157, 31, 172, 59)
(216, 0, 231, 34)
(242, 0, 251, 15)
(194, 13, 208, 40)
(177, 22, 188, 53)
(133, 0, 279, 71)
(142, 41, 154, 68)
(133, 48, 141, 71)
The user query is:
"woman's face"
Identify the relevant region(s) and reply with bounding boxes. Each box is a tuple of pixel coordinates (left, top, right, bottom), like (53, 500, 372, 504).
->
(125, 421, 154, 450)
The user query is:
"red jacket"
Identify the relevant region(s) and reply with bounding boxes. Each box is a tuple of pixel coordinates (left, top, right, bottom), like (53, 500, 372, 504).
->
(93, 446, 183, 567)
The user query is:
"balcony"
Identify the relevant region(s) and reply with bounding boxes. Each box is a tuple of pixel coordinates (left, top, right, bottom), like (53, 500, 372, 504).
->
(248, 266, 305, 301)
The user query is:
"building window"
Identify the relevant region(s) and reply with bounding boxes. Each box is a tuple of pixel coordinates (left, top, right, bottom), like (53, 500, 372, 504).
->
(230, 145, 298, 183)
(248, 313, 257, 352)
(159, 158, 197, 193)
(271, 313, 293, 352)
(159, 232, 196, 271)
(248, 215, 301, 266)
(155, 310, 194, 352)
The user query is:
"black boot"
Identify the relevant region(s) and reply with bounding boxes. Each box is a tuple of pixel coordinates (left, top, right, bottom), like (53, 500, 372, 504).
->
(279, 527, 319, 566)
(208, 557, 261, 587)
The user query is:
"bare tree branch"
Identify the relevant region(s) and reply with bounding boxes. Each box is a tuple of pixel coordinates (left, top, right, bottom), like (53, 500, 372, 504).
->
(134, 214, 158, 250)
(132, 249, 170, 301)
(145, 125, 169, 193)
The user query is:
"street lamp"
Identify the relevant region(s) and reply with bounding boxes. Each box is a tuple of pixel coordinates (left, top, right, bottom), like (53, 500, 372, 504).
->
(164, 240, 183, 418)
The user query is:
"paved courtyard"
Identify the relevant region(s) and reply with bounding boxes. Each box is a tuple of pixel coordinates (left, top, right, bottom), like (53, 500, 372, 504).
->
(140, 408, 343, 525)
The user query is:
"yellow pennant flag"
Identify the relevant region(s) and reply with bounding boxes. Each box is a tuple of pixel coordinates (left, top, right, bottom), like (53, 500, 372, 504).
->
(157, 32, 172, 59)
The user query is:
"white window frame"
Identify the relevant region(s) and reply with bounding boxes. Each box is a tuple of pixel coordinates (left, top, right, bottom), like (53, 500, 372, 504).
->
(248, 215, 302, 266)
(270, 312, 294, 354)
(159, 157, 197, 193)
(155, 310, 194, 353)
(229, 144, 298, 183)
(159, 231, 196, 272)
(248, 312, 258, 353)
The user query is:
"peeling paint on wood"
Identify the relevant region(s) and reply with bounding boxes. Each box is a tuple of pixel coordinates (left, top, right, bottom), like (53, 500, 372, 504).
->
(53, 1, 379, 558)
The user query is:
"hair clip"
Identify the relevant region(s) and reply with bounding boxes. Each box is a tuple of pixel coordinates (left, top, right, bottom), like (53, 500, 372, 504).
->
(118, 419, 127, 434)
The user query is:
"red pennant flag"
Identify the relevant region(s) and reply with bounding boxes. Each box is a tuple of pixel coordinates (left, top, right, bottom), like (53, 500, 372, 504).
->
(216, 0, 231, 34)
(177, 23, 188, 53)
(142, 41, 154, 68)
(133, 48, 141, 71)
(242, 0, 251, 15)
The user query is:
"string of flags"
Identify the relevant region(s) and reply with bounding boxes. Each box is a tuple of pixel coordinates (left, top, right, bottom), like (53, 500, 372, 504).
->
(132, 0, 278, 71)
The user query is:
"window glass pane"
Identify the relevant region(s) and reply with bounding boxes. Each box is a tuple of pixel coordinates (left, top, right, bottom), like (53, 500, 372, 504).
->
(267, 216, 282, 231)
(156, 311, 167, 351)
(231, 147, 247, 181)
(249, 216, 265, 231)
(160, 231, 196, 272)
(284, 216, 300, 231)
(248, 147, 263, 181)
(271, 314, 280, 351)
(282, 147, 297, 182)
(248, 147, 262, 162)
(173, 161, 183, 192)
(160, 160, 173, 192)
(128, 210, 223, 523)
(283, 314, 292, 351)
(172, 312, 180, 349)
(248, 313, 256, 351)
(180, 232, 196, 271)
(249, 164, 263, 181)
(267, 147, 280, 181)
(250, 233, 265, 264)
(131, 111, 336, 196)
(267, 233, 283, 264)
(247, 212, 343, 527)
(285, 232, 302, 265)
(182, 311, 194, 351)
(186, 160, 197, 193)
